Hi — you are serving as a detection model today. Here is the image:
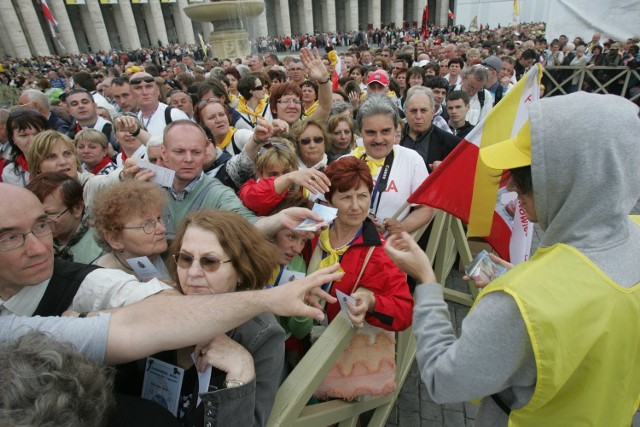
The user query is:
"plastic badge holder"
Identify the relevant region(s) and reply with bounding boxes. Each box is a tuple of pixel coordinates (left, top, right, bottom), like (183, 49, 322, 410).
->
(465, 250, 507, 283)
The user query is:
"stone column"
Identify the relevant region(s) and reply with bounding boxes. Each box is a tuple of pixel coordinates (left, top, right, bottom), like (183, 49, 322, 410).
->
(302, 0, 313, 35)
(324, 0, 336, 33)
(142, 4, 159, 48)
(371, 0, 381, 29)
(17, 0, 51, 56)
(148, 0, 169, 47)
(347, 0, 358, 32)
(274, 0, 283, 35)
(277, 0, 291, 36)
(201, 22, 213, 41)
(435, 0, 448, 26)
(0, 1, 30, 58)
(175, 0, 196, 45)
(256, 6, 269, 38)
(50, 0, 80, 54)
(392, 0, 403, 28)
(0, 20, 15, 58)
(116, 0, 140, 50)
(79, 4, 100, 53)
(84, 0, 111, 52)
(414, 0, 427, 26)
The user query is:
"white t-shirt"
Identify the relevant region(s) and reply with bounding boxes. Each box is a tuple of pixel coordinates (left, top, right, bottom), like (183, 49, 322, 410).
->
(361, 145, 429, 223)
(138, 103, 190, 136)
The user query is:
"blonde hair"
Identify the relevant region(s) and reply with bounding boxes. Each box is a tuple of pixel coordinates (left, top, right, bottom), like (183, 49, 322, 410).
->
(27, 130, 82, 178)
(289, 118, 330, 159)
(74, 128, 109, 150)
(253, 138, 298, 178)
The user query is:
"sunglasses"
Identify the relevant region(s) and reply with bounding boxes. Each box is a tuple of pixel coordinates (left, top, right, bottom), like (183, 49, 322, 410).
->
(129, 76, 156, 86)
(299, 136, 324, 145)
(253, 85, 264, 91)
(173, 253, 231, 272)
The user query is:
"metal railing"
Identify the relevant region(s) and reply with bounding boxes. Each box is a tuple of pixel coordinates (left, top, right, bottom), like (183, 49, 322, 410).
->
(541, 65, 640, 101)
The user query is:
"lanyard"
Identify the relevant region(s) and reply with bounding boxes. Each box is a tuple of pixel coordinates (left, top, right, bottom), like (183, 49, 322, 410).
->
(361, 150, 395, 217)
(139, 107, 158, 129)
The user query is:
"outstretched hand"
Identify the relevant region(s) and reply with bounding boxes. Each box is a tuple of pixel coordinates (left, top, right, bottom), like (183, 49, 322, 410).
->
(268, 264, 341, 322)
(300, 47, 330, 83)
(385, 232, 437, 284)
(463, 252, 513, 289)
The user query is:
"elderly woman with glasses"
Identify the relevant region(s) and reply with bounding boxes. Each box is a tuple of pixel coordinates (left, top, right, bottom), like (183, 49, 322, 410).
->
(26, 172, 102, 263)
(92, 180, 169, 277)
(239, 139, 329, 216)
(165, 210, 285, 427)
(268, 47, 333, 127)
(2, 109, 48, 187)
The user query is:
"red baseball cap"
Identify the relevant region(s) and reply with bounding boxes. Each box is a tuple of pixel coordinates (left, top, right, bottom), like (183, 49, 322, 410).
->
(367, 70, 390, 87)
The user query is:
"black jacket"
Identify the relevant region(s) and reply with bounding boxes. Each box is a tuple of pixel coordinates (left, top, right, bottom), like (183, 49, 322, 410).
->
(400, 124, 461, 172)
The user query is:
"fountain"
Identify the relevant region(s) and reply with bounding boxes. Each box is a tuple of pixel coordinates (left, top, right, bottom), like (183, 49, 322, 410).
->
(183, 0, 265, 59)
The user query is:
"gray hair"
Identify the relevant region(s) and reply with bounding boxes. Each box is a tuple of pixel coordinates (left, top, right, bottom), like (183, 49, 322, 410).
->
(0, 332, 114, 427)
(405, 86, 435, 110)
(235, 64, 251, 78)
(356, 95, 399, 132)
(463, 66, 488, 82)
(576, 45, 587, 52)
(330, 101, 353, 117)
(21, 89, 50, 110)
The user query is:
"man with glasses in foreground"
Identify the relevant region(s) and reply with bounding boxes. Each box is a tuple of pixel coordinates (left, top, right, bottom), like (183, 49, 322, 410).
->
(455, 66, 494, 126)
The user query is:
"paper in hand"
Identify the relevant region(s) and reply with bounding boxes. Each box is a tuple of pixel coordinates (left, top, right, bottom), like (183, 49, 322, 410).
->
(336, 289, 356, 326)
(127, 256, 169, 281)
(294, 203, 338, 232)
(135, 159, 175, 187)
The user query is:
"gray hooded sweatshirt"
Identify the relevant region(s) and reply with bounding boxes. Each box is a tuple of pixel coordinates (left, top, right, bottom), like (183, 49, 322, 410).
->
(413, 92, 640, 425)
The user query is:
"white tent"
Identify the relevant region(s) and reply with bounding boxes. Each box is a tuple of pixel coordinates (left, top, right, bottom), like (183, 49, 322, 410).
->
(455, 0, 639, 42)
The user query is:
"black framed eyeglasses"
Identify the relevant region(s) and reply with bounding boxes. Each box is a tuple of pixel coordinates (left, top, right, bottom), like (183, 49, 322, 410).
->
(173, 253, 231, 272)
(299, 136, 324, 145)
(46, 207, 69, 221)
(129, 76, 156, 86)
(0, 219, 55, 252)
(122, 214, 169, 235)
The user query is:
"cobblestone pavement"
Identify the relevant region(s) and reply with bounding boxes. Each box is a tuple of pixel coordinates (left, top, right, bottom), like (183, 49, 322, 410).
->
(385, 198, 640, 427)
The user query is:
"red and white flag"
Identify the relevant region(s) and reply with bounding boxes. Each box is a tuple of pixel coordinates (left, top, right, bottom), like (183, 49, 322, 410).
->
(407, 65, 543, 263)
(420, 6, 429, 40)
(448, 9, 456, 20)
(41, 0, 60, 38)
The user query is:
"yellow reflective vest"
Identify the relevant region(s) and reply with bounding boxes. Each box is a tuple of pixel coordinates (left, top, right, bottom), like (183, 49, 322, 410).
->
(475, 217, 640, 426)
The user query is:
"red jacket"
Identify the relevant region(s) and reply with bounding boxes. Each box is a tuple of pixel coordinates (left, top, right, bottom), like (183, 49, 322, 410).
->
(304, 219, 413, 331)
(238, 177, 286, 216)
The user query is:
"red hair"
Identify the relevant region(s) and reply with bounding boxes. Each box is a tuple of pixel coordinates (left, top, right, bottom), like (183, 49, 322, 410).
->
(270, 82, 303, 115)
(324, 157, 373, 201)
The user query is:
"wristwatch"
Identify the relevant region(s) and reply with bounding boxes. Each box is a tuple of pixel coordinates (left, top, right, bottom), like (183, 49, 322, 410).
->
(224, 379, 244, 389)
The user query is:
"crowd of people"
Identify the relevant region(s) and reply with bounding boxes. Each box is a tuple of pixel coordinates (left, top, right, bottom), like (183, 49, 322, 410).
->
(0, 20, 639, 427)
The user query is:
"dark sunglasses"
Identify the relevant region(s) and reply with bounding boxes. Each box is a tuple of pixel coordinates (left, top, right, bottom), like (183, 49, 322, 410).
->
(173, 253, 231, 272)
(299, 136, 324, 145)
(253, 85, 264, 91)
(129, 76, 156, 86)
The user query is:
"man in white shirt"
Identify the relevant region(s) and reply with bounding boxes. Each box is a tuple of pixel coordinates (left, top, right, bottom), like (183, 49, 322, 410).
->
(455, 66, 494, 126)
(129, 72, 189, 136)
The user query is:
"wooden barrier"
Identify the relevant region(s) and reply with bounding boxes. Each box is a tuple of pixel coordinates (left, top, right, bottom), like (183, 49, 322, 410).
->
(268, 210, 476, 426)
(542, 65, 640, 101)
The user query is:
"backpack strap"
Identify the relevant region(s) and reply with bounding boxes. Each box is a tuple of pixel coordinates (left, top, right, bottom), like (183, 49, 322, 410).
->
(164, 105, 174, 125)
(477, 88, 485, 108)
(33, 259, 102, 316)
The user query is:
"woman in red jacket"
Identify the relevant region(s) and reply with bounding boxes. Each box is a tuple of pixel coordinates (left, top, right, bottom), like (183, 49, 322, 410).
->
(304, 156, 413, 331)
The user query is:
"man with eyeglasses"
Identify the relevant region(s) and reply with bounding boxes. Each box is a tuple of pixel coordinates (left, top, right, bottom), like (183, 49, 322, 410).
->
(129, 71, 189, 136)
(455, 66, 494, 126)
(287, 60, 306, 86)
(0, 183, 175, 319)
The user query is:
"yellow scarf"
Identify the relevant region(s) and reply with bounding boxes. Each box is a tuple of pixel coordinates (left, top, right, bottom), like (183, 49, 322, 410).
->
(219, 127, 237, 150)
(236, 96, 268, 124)
(351, 146, 385, 177)
(303, 100, 319, 117)
(317, 227, 348, 272)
